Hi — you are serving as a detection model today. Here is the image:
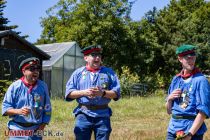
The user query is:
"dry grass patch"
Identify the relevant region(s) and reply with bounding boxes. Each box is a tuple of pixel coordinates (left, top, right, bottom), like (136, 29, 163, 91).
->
(1, 96, 210, 140)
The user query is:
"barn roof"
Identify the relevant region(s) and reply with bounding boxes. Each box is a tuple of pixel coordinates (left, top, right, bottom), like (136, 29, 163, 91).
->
(0, 30, 50, 60)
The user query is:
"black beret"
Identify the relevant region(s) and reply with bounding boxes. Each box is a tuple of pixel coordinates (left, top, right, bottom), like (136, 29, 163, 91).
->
(81, 45, 102, 55)
(19, 57, 40, 70)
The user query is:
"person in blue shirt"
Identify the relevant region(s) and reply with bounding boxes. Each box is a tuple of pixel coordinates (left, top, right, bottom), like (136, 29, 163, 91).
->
(65, 45, 120, 140)
(166, 44, 210, 140)
(2, 57, 52, 140)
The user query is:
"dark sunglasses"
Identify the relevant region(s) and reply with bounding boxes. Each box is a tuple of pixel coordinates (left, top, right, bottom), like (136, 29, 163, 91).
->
(183, 53, 196, 59)
(25, 65, 41, 72)
(89, 53, 102, 57)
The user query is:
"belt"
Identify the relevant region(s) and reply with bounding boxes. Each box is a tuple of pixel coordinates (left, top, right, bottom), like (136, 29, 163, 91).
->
(172, 114, 196, 120)
(13, 121, 39, 127)
(79, 104, 108, 110)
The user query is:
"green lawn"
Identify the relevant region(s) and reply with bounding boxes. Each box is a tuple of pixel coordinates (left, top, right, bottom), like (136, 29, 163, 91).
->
(1, 96, 210, 140)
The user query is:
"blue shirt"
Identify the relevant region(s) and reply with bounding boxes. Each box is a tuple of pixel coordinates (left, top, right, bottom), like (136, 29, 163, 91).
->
(2, 79, 52, 130)
(65, 66, 120, 117)
(167, 73, 210, 135)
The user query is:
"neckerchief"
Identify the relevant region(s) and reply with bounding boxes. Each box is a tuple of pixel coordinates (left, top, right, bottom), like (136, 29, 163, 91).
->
(20, 76, 37, 94)
(176, 67, 200, 79)
(86, 64, 100, 73)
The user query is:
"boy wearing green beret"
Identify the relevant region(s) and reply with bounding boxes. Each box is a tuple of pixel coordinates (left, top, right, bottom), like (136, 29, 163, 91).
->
(166, 45, 210, 140)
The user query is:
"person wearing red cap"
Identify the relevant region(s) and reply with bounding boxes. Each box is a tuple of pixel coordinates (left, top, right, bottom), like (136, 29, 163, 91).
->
(65, 45, 121, 140)
(166, 45, 210, 140)
(2, 57, 51, 140)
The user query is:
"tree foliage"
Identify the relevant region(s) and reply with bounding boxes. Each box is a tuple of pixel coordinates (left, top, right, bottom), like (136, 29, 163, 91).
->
(139, 0, 210, 87)
(38, 0, 142, 70)
(117, 66, 139, 96)
(38, 0, 210, 90)
(0, 0, 16, 30)
(0, 0, 28, 38)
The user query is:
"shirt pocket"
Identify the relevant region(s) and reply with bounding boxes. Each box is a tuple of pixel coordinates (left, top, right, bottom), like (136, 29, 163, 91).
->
(99, 74, 110, 90)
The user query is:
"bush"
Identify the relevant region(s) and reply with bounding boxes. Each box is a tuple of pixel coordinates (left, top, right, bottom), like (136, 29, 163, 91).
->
(0, 80, 12, 100)
(117, 66, 140, 97)
(143, 70, 171, 93)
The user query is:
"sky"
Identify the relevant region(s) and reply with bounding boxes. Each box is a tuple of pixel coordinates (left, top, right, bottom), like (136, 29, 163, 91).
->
(4, 0, 170, 43)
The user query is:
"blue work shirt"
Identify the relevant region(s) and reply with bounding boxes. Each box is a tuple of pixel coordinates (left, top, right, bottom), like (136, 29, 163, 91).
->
(167, 73, 210, 135)
(65, 66, 120, 117)
(2, 79, 52, 130)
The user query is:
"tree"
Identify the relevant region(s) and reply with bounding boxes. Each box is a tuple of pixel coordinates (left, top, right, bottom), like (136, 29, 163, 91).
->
(37, 0, 148, 72)
(0, 0, 16, 30)
(0, 0, 28, 38)
(141, 0, 210, 87)
(38, 0, 210, 90)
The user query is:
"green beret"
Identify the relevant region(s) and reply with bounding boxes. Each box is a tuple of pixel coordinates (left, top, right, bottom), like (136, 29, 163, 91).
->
(176, 44, 196, 56)
(81, 45, 102, 55)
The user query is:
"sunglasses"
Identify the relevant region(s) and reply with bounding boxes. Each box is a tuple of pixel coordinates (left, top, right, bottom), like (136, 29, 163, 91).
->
(183, 53, 196, 59)
(25, 65, 41, 72)
(89, 53, 102, 57)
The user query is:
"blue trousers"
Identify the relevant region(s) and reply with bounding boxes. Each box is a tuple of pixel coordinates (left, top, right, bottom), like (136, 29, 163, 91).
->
(166, 132, 203, 140)
(74, 113, 112, 140)
(9, 136, 42, 140)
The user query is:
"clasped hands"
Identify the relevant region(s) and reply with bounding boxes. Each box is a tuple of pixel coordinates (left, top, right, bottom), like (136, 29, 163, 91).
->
(82, 87, 103, 98)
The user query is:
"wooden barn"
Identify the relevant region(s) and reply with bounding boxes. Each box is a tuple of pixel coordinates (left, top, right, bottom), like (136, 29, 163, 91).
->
(0, 30, 50, 81)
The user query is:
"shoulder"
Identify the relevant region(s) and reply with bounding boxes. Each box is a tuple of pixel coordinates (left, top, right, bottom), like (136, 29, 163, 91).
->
(5, 79, 22, 95)
(193, 73, 209, 83)
(171, 75, 180, 82)
(9, 79, 22, 88)
(169, 76, 181, 87)
(72, 66, 86, 75)
(37, 80, 48, 87)
(101, 66, 116, 74)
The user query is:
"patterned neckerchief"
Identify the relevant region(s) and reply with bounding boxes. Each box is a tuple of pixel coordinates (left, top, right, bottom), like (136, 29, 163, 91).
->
(20, 76, 37, 94)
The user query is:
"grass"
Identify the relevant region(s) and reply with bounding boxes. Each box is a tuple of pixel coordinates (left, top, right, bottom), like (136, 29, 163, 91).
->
(1, 96, 210, 140)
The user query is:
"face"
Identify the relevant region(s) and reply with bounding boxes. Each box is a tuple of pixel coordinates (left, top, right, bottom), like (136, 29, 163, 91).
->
(178, 53, 196, 71)
(84, 51, 102, 69)
(22, 65, 41, 84)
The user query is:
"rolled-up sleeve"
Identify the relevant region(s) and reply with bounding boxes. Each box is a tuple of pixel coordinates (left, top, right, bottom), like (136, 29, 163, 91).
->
(42, 83, 52, 124)
(2, 84, 15, 116)
(196, 78, 210, 118)
(109, 71, 121, 101)
(65, 71, 78, 102)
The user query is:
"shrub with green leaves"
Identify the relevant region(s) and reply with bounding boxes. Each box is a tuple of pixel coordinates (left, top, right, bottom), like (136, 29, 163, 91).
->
(118, 66, 139, 97)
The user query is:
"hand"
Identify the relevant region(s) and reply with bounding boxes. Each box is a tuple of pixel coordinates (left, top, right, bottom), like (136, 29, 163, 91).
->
(168, 89, 182, 102)
(17, 106, 30, 116)
(90, 86, 103, 97)
(82, 88, 96, 98)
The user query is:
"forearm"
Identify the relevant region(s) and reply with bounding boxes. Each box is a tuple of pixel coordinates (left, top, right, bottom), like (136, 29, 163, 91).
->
(188, 111, 206, 135)
(5, 108, 21, 116)
(67, 90, 85, 99)
(166, 100, 173, 115)
(103, 90, 118, 99)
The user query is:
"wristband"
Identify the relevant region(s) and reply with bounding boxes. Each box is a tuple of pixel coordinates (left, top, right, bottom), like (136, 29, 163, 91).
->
(187, 132, 193, 137)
